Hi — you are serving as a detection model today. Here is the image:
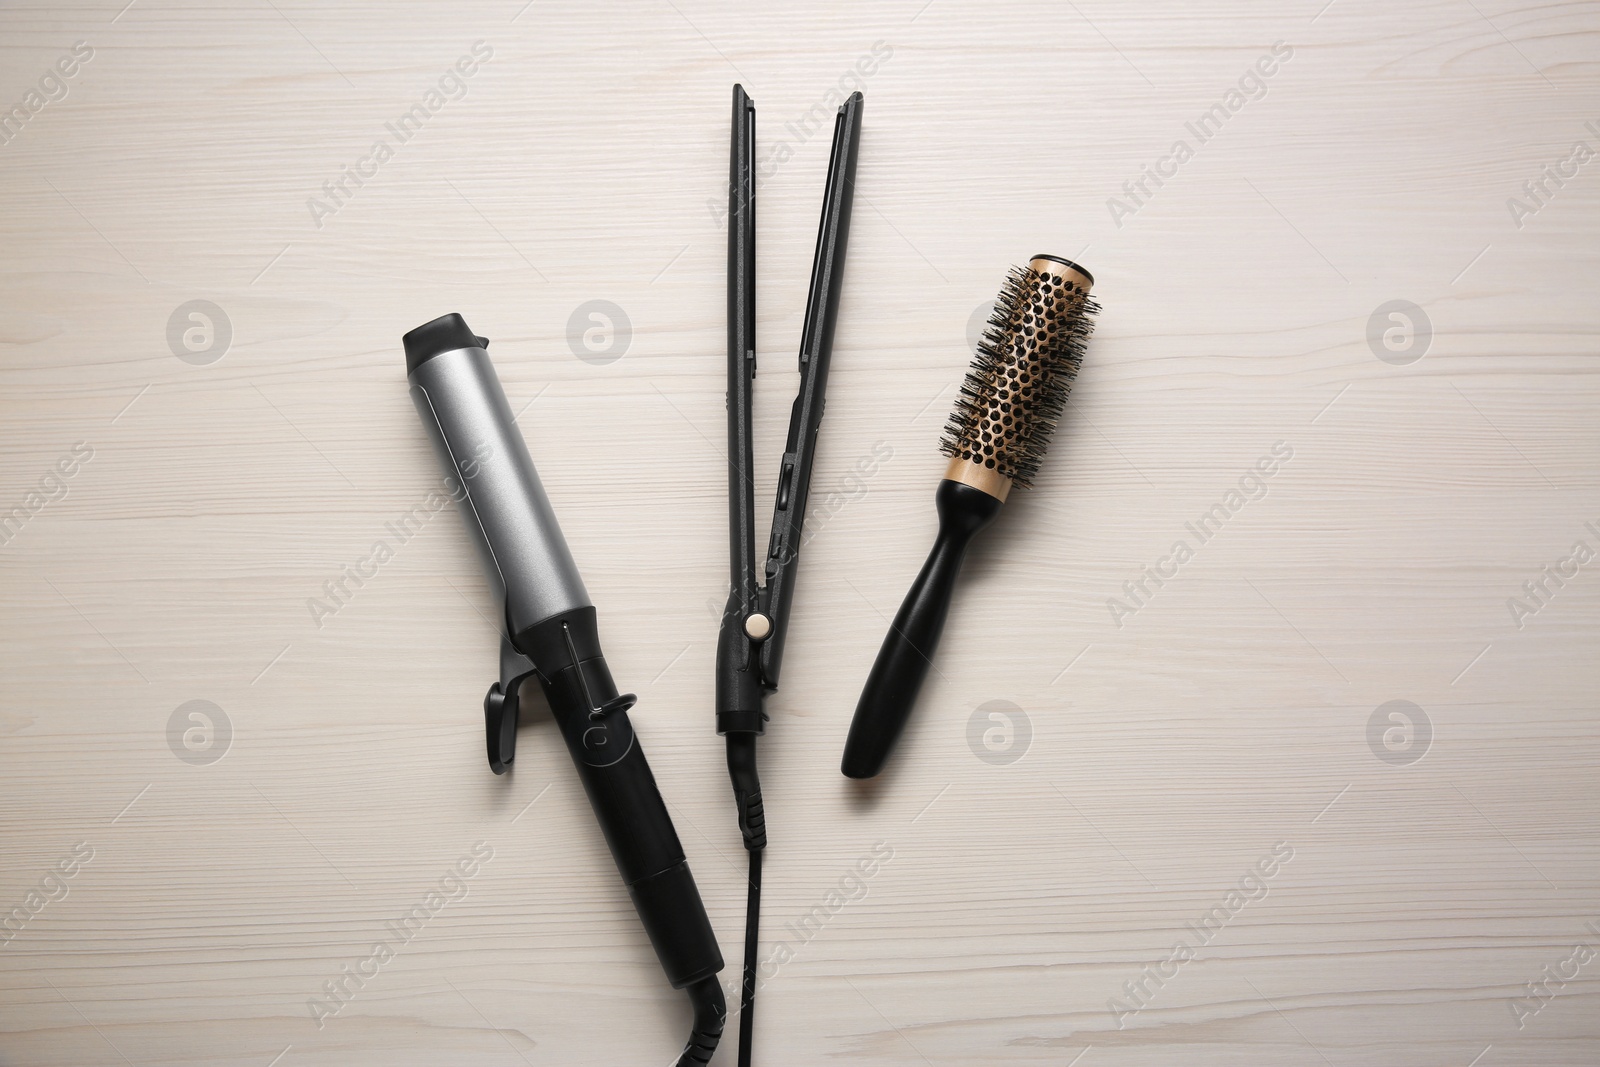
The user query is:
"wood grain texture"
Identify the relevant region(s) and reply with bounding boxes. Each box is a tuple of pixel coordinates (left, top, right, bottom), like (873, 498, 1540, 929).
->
(2, 1, 1596, 1064)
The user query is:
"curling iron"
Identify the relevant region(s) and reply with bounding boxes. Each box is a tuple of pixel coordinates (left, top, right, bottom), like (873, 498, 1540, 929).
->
(403, 313, 725, 1065)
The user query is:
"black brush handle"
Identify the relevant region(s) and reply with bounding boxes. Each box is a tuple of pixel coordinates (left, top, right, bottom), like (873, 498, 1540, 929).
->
(842, 480, 1002, 778)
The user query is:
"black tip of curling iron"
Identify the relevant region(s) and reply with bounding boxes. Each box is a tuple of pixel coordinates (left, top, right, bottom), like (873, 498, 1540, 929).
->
(403, 312, 489, 375)
(1030, 253, 1093, 285)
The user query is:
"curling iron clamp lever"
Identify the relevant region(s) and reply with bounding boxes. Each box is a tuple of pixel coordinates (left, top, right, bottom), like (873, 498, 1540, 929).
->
(483, 634, 537, 775)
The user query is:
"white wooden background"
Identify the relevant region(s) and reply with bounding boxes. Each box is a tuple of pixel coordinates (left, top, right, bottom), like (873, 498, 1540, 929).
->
(2, 1, 1597, 1064)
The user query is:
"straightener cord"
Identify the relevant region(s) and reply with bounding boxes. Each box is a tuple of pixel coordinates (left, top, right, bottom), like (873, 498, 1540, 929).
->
(739, 846, 763, 1066)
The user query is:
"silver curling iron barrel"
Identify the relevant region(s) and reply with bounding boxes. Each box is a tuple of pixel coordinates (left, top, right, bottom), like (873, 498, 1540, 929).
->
(403, 313, 725, 1066)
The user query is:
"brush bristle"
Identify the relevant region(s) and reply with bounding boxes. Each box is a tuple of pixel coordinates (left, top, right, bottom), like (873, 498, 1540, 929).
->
(939, 263, 1098, 490)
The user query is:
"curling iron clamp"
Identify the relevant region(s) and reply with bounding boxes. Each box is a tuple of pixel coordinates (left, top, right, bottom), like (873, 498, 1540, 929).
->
(402, 315, 726, 1065)
(717, 85, 863, 1066)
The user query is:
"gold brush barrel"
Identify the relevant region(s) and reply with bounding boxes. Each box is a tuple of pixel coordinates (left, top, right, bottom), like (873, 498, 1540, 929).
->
(942, 254, 1095, 502)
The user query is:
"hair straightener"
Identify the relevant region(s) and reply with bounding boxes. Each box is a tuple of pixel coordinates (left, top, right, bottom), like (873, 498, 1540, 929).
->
(716, 85, 863, 1065)
(842, 257, 1099, 779)
(403, 313, 726, 1065)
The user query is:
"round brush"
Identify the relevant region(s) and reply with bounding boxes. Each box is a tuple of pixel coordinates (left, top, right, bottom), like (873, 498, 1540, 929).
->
(841, 255, 1099, 780)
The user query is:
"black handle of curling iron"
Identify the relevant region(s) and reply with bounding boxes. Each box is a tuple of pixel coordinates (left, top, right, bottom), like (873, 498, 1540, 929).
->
(517, 609, 727, 1066)
(842, 480, 1001, 779)
(517, 606, 724, 991)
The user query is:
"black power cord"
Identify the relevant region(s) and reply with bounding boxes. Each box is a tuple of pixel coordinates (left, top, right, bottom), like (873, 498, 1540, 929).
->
(680, 976, 727, 1067)
(726, 733, 766, 1066)
(739, 847, 762, 1066)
